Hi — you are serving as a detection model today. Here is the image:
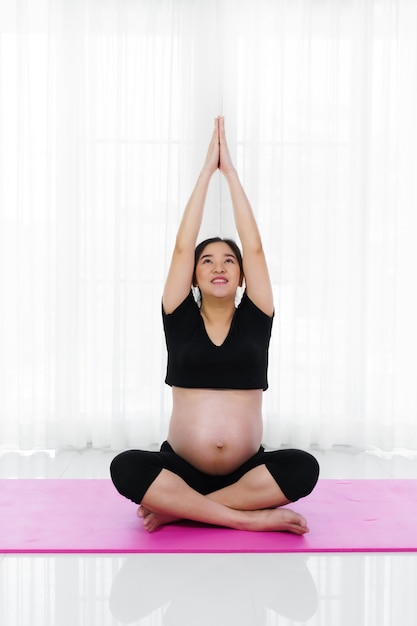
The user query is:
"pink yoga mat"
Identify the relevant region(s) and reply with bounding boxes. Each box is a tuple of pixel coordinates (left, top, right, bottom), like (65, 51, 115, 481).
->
(1, 479, 416, 553)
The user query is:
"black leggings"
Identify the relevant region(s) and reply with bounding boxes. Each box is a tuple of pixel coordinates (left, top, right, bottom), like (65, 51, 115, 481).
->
(110, 441, 319, 505)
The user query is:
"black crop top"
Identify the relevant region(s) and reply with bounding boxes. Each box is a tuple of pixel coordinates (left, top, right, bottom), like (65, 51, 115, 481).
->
(163, 291, 273, 390)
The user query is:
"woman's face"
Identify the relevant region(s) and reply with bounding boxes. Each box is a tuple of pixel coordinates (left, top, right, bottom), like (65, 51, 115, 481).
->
(194, 241, 242, 300)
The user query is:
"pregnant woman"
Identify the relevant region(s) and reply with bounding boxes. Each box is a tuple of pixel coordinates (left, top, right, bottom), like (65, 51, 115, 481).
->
(110, 117, 319, 533)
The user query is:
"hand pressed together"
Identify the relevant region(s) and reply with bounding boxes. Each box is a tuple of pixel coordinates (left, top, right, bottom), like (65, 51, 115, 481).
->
(218, 116, 236, 176)
(202, 116, 236, 176)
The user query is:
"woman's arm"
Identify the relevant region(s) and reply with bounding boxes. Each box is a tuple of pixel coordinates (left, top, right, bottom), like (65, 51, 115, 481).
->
(162, 119, 220, 313)
(219, 117, 274, 316)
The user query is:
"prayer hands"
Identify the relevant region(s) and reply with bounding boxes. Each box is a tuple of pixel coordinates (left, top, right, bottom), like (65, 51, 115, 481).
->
(202, 117, 221, 175)
(202, 116, 236, 176)
(218, 116, 236, 176)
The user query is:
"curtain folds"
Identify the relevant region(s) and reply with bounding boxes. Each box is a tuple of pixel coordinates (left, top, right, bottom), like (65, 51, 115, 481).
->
(1, 0, 416, 451)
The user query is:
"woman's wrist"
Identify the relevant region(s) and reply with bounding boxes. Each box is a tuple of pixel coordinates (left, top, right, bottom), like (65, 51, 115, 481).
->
(199, 166, 217, 180)
(222, 167, 239, 183)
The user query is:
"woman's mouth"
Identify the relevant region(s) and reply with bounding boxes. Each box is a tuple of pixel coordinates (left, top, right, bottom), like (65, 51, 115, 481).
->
(211, 278, 228, 284)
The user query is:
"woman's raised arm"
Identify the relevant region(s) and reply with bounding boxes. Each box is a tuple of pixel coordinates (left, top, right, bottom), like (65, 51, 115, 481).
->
(218, 117, 274, 317)
(162, 119, 220, 313)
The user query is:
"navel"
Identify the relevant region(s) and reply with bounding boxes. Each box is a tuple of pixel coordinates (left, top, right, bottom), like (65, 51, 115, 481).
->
(216, 441, 225, 449)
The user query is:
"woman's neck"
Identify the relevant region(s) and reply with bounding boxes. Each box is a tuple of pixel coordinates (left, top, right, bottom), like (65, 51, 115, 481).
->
(200, 296, 236, 324)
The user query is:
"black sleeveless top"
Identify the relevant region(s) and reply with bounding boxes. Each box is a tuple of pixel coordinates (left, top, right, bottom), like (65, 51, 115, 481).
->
(163, 291, 273, 390)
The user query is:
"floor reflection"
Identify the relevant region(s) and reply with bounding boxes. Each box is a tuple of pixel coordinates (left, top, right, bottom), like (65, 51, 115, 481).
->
(109, 553, 318, 625)
(2, 553, 417, 625)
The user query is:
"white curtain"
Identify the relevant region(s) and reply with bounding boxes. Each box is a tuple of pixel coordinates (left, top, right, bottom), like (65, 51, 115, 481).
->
(1, 0, 416, 452)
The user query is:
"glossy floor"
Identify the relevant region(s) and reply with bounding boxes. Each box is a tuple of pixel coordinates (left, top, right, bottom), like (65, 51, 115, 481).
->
(1, 446, 417, 626)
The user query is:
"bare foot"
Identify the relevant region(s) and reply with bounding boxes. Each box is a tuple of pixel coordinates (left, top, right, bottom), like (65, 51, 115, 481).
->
(137, 505, 181, 532)
(241, 507, 309, 534)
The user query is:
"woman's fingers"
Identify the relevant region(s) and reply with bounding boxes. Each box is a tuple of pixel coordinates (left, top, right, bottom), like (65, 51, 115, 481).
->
(202, 118, 220, 174)
(218, 116, 236, 174)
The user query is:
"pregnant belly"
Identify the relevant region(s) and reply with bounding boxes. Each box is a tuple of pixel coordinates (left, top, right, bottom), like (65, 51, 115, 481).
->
(167, 387, 264, 475)
(168, 422, 262, 475)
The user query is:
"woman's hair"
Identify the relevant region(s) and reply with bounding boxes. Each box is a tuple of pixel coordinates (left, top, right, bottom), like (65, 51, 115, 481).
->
(192, 237, 244, 287)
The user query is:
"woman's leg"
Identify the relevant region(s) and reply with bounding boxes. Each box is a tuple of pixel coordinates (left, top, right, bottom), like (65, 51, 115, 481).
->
(207, 464, 290, 510)
(111, 444, 318, 533)
(139, 467, 309, 534)
(208, 448, 320, 510)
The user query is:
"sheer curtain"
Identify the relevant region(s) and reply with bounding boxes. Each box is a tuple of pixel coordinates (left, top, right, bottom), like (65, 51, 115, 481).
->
(1, 0, 416, 452)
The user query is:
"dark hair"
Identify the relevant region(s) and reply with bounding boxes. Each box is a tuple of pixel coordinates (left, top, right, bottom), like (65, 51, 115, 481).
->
(192, 237, 244, 287)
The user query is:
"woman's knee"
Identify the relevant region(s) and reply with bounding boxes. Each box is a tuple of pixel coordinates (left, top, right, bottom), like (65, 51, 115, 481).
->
(110, 450, 136, 495)
(266, 449, 320, 503)
(110, 449, 162, 504)
(294, 450, 320, 498)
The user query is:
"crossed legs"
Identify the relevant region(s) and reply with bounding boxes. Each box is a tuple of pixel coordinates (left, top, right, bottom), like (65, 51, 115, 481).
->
(138, 464, 309, 534)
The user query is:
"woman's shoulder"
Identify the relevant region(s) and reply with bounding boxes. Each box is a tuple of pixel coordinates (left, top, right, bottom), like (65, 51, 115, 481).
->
(162, 290, 199, 322)
(238, 291, 274, 321)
